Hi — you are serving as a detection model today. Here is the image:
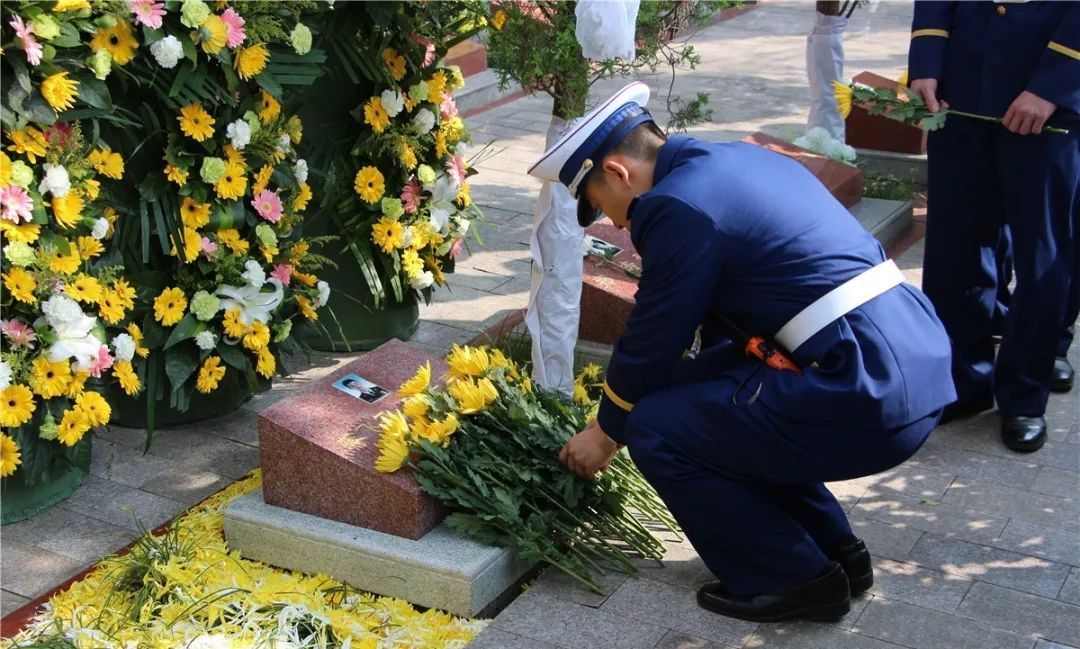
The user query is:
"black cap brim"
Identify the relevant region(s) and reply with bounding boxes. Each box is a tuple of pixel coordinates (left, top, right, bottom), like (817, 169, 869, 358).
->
(577, 195, 601, 228)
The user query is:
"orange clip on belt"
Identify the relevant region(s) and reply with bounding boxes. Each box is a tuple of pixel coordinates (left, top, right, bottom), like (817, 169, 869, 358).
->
(745, 336, 802, 375)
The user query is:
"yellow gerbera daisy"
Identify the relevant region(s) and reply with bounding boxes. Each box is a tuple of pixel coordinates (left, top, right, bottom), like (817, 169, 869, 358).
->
(51, 190, 85, 229)
(242, 320, 270, 351)
(65, 370, 89, 399)
(47, 244, 81, 275)
(179, 226, 201, 263)
(90, 22, 138, 66)
(113, 361, 141, 396)
(446, 344, 491, 379)
(77, 232, 106, 257)
(214, 161, 247, 200)
(73, 390, 111, 428)
(154, 287, 188, 326)
(41, 71, 80, 112)
(65, 274, 103, 303)
(0, 221, 40, 243)
(256, 347, 275, 378)
(127, 323, 150, 357)
(53, 0, 91, 12)
(402, 248, 423, 278)
(57, 409, 91, 446)
(397, 362, 431, 397)
(180, 197, 211, 229)
(252, 164, 274, 195)
(259, 90, 280, 123)
(88, 148, 124, 179)
(235, 43, 269, 80)
(363, 96, 390, 134)
(165, 163, 189, 187)
(354, 166, 384, 204)
(216, 228, 249, 254)
(382, 48, 406, 82)
(0, 433, 21, 478)
(222, 307, 247, 338)
(295, 295, 318, 320)
(178, 103, 215, 142)
(30, 357, 72, 399)
(82, 178, 101, 201)
(5, 127, 47, 164)
(97, 289, 126, 324)
(199, 14, 228, 54)
(3, 267, 37, 304)
(0, 151, 11, 186)
(371, 217, 403, 253)
(293, 182, 313, 212)
(103, 206, 118, 237)
(427, 71, 448, 102)
(196, 356, 227, 394)
(292, 270, 317, 286)
(833, 80, 853, 119)
(0, 385, 35, 428)
(400, 141, 418, 170)
(113, 278, 136, 309)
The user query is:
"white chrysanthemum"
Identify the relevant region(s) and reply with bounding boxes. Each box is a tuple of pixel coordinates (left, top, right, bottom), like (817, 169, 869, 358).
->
(195, 330, 217, 351)
(0, 360, 11, 390)
(150, 35, 183, 69)
(226, 119, 251, 150)
(111, 332, 136, 362)
(380, 89, 405, 117)
(91, 217, 110, 240)
(409, 271, 434, 291)
(38, 163, 71, 198)
(412, 108, 435, 135)
(293, 159, 308, 184)
(42, 294, 85, 326)
(242, 260, 266, 287)
(316, 280, 330, 307)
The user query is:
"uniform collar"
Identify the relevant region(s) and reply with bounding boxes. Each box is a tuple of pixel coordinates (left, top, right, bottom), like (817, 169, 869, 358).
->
(653, 135, 692, 186)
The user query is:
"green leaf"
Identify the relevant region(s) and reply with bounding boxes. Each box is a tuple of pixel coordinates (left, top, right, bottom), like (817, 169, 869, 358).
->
(72, 74, 111, 110)
(24, 92, 58, 125)
(10, 59, 32, 94)
(164, 344, 200, 392)
(163, 314, 200, 350)
(51, 23, 82, 48)
(216, 341, 248, 372)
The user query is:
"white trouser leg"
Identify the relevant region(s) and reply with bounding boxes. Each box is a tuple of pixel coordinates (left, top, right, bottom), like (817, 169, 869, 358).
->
(806, 11, 848, 141)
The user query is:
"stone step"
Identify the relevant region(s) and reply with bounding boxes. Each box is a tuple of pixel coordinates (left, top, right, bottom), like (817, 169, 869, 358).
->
(857, 148, 928, 185)
(458, 68, 525, 117)
(850, 197, 914, 250)
(847, 71, 927, 156)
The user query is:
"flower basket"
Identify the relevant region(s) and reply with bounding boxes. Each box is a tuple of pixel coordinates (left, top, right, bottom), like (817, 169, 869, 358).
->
(0, 416, 92, 525)
(103, 366, 257, 430)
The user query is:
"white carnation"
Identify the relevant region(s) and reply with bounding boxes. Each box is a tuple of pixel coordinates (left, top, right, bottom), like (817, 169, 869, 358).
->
(412, 108, 436, 135)
(242, 260, 266, 287)
(380, 89, 405, 117)
(226, 119, 251, 150)
(42, 294, 84, 326)
(111, 333, 136, 362)
(400, 226, 415, 249)
(316, 280, 330, 308)
(195, 330, 217, 351)
(409, 271, 434, 291)
(91, 217, 110, 240)
(0, 360, 11, 391)
(277, 133, 291, 153)
(38, 163, 71, 198)
(150, 35, 183, 69)
(293, 159, 308, 184)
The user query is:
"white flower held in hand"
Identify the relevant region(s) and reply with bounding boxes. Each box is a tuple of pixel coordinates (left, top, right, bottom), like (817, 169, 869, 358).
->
(111, 332, 136, 362)
(226, 119, 251, 150)
(150, 35, 183, 69)
(38, 163, 70, 198)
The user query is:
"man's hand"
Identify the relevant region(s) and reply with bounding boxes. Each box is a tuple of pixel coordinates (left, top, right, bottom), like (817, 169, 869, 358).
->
(559, 420, 621, 481)
(909, 78, 946, 112)
(1003, 90, 1057, 135)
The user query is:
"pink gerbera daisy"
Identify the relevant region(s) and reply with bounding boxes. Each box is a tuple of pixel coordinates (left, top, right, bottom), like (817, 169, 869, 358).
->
(401, 178, 423, 214)
(130, 0, 166, 29)
(88, 345, 114, 379)
(220, 8, 247, 48)
(450, 237, 465, 259)
(439, 92, 459, 121)
(270, 264, 292, 286)
(9, 16, 42, 66)
(200, 236, 218, 258)
(0, 186, 33, 224)
(251, 190, 283, 223)
(446, 155, 468, 188)
(1, 319, 37, 349)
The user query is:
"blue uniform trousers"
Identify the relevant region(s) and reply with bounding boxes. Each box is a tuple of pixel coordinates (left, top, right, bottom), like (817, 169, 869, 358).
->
(622, 371, 940, 597)
(923, 117, 1080, 416)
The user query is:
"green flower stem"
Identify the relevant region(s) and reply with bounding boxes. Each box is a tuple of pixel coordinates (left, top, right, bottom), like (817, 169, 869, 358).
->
(946, 109, 1069, 135)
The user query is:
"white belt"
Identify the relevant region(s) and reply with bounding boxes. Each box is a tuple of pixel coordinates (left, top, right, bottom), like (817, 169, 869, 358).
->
(774, 259, 905, 353)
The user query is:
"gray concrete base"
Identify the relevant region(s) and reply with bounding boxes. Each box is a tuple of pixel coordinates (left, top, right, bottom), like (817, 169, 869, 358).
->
(855, 148, 928, 184)
(850, 198, 913, 249)
(457, 69, 523, 114)
(223, 491, 536, 617)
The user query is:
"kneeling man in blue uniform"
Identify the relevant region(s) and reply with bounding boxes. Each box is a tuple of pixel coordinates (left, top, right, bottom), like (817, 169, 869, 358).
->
(529, 82, 956, 622)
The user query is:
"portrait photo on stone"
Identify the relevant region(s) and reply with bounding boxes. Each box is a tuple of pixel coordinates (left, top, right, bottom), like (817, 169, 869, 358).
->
(586, 235, 623, 261)
(332, 374, 390, 404)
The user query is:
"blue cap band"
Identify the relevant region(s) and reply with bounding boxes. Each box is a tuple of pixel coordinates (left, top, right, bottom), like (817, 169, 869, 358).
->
(558, 103, 655, 193)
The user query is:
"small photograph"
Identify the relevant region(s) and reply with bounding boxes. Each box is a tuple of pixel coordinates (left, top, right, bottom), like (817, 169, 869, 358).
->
(332, 373, 389, 404)
(587, 236, 623, 261)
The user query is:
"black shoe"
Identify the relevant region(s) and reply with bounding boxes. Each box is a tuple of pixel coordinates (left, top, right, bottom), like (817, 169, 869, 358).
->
(1051, 357, 1075, 393)
(696, 562, 851, 623)
(939, 396, 994, 425)
(1000, 415, 1047, 453)
(828, 539, 873, 595)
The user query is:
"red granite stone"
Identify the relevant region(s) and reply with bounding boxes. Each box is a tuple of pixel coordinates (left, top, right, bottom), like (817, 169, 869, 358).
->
(259, 339, 446, 540)
(445, 40, 487, 78)
(579, 218, 641, 345)
(743, 132, 864, 208)
(845, 71, 928, 155)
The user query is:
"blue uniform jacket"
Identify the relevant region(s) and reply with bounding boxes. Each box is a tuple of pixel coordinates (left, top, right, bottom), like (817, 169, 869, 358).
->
(908, 1, 1080, 121)
(596, 137, 957, 444)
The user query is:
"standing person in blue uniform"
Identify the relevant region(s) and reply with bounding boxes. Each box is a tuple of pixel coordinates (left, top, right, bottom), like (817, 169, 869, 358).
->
(528, 82, 955, 622)
(907, 1, 1080, 452)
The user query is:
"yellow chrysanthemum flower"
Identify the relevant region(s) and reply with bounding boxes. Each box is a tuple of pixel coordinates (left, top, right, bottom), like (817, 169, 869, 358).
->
(222, 307, 247, 339)
(199, 14, 228, 54)
(434, 129, 449, 159)
(74, 390, 111, 428)
(256, 347, 275, 378)
(97, 289, 126, 324)
(287, 115, 303, 144)
(0, 433, 21, 478)
(41, 71, 80, 111)
(0, 385, 35, 428)
(252, 164, 273, 195)
(293, 182, 313, 212)
(401, 394, 430, 422)
(354, 166, 385, 204)
(363, 96, 390, 134)
(398, 362, 431, 397)
(103, 206, 119, 237)
(113, 278, 136, 309)
(178, 103, 215, 142)
(5, 127, 47, 164)
(242, 320, 270, 351)
(400, 142, 418, 170)
(47, 243, 81, 275)
(180, 197, 211, 229)
(448, 377, 498, 414)
(832, 80, 853, 119)
(215, 161, 247, 200)
(65, 274, 103, 303)
(113, 361, 141, 396)
(519, 375, 533, 394)
(128, 322, 149, 357)
(897, 70, 909, 88)
(446, 344, 490, 379)
(572, 383, 591, 406)
(296, 295, 318, 321)
(422, 413, 458, 446)
(3, 267, 37, 304)
(428, 71, 448, 102)
(90, 22, 138, 65)
(457, 183, 472, 207)
(154, 287, 188, 326)
(375, 429, 409, 473)
(235, 43, 269, 80)
(77, 236, 104, 260)
(88, 148, 124, 179)
(57, 409, 91, 446)
(259, 90, 280, 123)
(30, 357, 72, 399)
(196, 356, 227, 394)
(51, 190, 85, 229)
(371, 217, 403, 254)
(179, 226, 201, 263)
(82, 178, 101, 201)
(53, 0, 91, 11)
(292, 270, 317, 286)
(65, 370, 89, 400)
(217, 228, 249, 254)
(490, 9, 507, 30)
(382, 48, 406, 81)
(0, 151, 11, 186)
(165, 163, 188, 186)
(402, 248, 423, 278)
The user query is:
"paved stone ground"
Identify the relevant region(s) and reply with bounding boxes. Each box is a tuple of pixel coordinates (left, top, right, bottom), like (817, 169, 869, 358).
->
(4, 4, 1078, 648)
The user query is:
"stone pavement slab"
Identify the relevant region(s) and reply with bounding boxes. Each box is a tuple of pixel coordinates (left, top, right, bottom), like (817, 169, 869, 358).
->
(852, 597, 1034, 649)
(490, 590, 670, 649)
(956, 582, 1080, 647)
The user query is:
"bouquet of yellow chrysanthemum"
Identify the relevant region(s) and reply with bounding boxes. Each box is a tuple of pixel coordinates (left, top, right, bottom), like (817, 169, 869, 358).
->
(0, 122, 135, 501)
(373, 344, 678, 594)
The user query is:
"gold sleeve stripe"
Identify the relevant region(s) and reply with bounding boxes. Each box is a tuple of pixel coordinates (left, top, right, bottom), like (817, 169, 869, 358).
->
(603, 382, 634, 412)
(1049, 41, 1080, 62)
(911, 29, 949, 39)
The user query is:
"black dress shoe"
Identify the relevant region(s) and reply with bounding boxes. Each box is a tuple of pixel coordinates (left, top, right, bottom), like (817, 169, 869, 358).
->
(697, 562, 851, 623)
(828, 539, 873, 595)
(1001, 415, 1047, 453)
(1051, 357, 1075, 393)
(939, 396, 994, 425)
